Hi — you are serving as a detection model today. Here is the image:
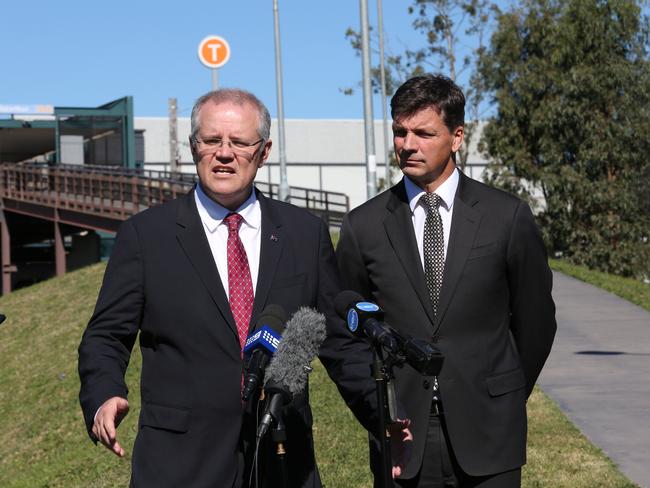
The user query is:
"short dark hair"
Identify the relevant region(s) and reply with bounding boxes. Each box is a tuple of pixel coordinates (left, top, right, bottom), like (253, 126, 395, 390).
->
(390, 74, 465, 132)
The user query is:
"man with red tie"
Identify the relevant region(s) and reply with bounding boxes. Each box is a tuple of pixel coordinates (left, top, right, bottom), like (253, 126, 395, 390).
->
(78, 89, 377, 487)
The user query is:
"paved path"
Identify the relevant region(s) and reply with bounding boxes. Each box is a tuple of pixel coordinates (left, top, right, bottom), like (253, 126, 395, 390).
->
(538, 272, 650, 488)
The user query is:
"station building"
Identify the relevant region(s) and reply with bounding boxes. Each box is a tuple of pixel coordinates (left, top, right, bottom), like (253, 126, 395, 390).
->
(137, 117, 489, 210)
(0, 97, 488, 293)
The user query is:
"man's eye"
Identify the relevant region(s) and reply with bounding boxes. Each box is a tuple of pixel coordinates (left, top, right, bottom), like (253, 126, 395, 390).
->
(204, 138, 222, 146)
(231, 140, 249, 149)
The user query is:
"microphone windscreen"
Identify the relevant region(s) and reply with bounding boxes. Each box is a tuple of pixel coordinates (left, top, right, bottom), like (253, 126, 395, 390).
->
(334, 290, 365, 318)
(264, 307, 327, 396)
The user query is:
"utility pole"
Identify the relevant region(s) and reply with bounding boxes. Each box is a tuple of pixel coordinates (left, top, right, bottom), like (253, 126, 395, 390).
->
(212, 70, 218, 91)
(377, 0, 391, 187)
(360, 0, 377, 200)
(273, 0, 290, 202)
(168, 98, 180, 173)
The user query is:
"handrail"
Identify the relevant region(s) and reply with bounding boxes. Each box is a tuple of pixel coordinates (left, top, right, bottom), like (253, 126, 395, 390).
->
(0, 163, 349, 227)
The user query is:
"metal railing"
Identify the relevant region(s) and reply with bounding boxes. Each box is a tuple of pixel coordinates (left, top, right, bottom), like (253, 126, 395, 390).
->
(0, 163, 349, 227)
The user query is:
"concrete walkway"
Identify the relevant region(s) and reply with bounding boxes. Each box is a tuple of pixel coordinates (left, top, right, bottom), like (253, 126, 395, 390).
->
(538, 272, 650, 488)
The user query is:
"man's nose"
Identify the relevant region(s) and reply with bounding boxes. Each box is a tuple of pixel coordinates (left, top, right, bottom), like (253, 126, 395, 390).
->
(214, 141, 235, 159)
(402, 133, 418, 152)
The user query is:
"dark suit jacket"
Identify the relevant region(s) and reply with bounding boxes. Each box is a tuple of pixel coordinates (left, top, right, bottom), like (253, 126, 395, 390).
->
(78, 188, 376, 488)
(336, 172, 556, 479)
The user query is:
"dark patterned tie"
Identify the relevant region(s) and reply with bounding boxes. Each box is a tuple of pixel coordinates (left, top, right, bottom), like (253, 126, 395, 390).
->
(225, 213, 254, 352)
(421, 193, 445, 316)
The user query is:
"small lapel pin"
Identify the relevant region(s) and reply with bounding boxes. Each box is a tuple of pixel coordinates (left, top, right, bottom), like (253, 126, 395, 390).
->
(270, 234, 278, 242)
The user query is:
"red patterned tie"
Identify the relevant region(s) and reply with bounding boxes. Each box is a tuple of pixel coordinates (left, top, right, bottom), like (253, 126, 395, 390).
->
(225, 213, 254, 353)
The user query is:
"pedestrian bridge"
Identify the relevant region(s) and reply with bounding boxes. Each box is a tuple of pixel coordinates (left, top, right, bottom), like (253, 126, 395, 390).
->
(0, 163, 348, 294)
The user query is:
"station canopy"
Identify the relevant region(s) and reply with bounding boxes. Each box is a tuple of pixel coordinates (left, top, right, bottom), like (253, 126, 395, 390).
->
(0, 97, 137, 168)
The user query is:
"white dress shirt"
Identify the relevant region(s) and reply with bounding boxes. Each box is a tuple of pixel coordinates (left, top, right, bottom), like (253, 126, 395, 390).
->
(194, 184, 261, 297)
(404, 168, 459, 270)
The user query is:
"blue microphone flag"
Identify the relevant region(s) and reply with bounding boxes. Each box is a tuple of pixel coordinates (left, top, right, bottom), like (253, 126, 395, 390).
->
(243, 325, 282, 355)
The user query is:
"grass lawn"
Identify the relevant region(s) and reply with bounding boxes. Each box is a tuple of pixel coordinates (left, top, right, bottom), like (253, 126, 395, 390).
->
(0, 260, 639, 487)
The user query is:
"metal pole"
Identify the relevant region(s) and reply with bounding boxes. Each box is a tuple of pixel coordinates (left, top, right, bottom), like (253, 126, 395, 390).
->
(1, 208, 12, 294)
(212, 69, 218, 91)
(377, 0, 391, 188)
(168, 98, 179, 173)
(360, 0, 377, 200)
(54, 210, 65, 277)
(273, 0, 290, 202)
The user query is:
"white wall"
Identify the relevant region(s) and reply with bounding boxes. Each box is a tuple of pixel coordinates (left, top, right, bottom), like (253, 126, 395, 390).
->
(135, 117, 487, 210)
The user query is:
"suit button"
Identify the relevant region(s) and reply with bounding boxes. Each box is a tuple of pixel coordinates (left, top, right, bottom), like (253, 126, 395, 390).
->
(423, 380, 430, 389)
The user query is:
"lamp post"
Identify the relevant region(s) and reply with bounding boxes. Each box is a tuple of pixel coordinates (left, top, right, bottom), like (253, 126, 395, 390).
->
(360, 0, 377, 200)
(273, 0, 290, 202)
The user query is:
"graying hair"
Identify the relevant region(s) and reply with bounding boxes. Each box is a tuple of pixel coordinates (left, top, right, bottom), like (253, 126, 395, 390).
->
(190, 88, 271, 141)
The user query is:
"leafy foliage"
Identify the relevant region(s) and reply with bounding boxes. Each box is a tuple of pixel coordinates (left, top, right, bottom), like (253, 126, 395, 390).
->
(477, 0, 650, 278)
(344, 0, 494, 171)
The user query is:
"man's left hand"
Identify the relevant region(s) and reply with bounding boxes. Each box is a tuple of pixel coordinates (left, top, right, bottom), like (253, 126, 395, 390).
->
(389, 418, 413, 478)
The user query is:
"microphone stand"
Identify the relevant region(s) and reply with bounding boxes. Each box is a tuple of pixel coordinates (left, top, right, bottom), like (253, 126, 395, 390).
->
(271, 415, 289, 488)
(372, 345, 394, 488)
(258, 391, 289, 488)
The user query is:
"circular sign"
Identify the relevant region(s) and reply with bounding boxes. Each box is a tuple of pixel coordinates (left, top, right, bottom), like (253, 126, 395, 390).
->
(356, 301, 380, 312)
(347, 309, 359, 333)
(198, 35, 231, 69)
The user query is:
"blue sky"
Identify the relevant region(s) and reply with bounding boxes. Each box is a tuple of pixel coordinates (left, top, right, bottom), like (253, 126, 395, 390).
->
(7, 1, 642, 121)
(1, 0, 449, 119)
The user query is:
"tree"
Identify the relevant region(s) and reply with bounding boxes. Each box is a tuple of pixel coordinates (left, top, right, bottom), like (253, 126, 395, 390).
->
(344, 0, 494, 171)
(477, 0, 650, 278)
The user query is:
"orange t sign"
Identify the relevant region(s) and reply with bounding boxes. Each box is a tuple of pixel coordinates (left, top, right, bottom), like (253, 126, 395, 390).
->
(198, 36, 231, 69)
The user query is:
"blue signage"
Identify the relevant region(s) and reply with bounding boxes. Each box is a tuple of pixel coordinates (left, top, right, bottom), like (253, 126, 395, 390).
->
(347, 309, 359, 332)
(356, 301, 379, 312)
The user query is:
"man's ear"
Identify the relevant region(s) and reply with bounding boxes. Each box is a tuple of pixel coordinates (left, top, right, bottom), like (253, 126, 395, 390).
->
(451, 126, 464, 153)
(189, 136, 198, 162)
(258, 139, 273, 168)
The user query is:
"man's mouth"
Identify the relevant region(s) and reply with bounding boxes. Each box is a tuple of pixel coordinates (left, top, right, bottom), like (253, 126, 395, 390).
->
(212, 166, 235, 174)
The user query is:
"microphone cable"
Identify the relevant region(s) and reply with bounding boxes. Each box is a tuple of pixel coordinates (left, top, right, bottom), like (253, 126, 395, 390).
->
(249, 397, 263, 488)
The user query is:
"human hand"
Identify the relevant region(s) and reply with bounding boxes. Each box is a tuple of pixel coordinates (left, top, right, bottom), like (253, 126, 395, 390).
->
(389, 418, 413, 479)
(92, 396, 130, 457)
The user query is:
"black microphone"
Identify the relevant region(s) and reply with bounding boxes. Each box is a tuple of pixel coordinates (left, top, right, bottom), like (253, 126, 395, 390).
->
(334, 290, 443, 376)
(257, 307, 327, 439)
(334, 290, 398, 352)
(241, 304, 287, 402)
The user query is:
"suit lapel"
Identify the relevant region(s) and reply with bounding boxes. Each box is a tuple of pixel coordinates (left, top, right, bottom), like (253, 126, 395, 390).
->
(435, 172, 481, 330)
(175, 190, 239, 340)
(383, 181, 436, 325)
(252, 191, 283, 320)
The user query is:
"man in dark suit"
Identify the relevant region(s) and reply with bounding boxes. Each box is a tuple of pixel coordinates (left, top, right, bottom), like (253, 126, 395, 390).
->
(78, 88, 376, 487)
(336, 74, 556, 487)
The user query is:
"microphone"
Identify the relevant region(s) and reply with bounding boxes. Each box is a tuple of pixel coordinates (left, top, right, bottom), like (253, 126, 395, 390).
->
(257, 307, 327, 439)
(242, 304, 287, 402)
(334, 290, 398, 352)
(334, 290, 443, 376)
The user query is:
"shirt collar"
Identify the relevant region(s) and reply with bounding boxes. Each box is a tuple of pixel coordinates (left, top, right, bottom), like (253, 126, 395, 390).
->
(404, 168, 459, 214)
(194, 183, 261, 233)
